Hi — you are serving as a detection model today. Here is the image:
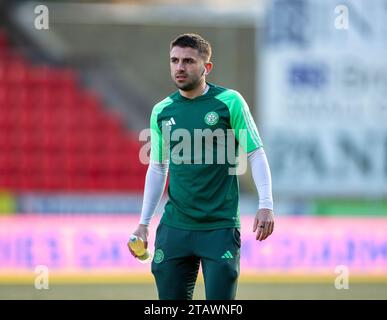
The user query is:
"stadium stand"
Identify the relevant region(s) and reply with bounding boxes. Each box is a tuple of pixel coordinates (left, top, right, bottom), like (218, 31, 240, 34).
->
(0, 27, 147, 192)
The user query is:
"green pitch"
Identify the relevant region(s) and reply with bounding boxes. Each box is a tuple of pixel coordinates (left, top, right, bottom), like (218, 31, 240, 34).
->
(1, 283, 387, 300)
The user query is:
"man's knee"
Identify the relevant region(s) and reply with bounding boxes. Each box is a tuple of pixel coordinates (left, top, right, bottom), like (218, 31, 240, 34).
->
(205, 263, 239, 300)
(219, 262, 239, 282)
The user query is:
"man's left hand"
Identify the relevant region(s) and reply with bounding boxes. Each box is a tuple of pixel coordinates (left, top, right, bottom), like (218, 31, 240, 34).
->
(253, 208, 274, 241)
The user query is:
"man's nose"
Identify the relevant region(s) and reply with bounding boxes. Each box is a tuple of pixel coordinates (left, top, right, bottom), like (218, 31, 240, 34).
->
(176, 62, 185, 71)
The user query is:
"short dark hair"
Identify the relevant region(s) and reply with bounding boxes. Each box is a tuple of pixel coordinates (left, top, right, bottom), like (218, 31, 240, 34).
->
(170, 33, 212, 62)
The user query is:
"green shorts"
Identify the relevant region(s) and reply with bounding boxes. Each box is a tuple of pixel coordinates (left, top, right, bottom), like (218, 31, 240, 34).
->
(151, 222, 241, 300)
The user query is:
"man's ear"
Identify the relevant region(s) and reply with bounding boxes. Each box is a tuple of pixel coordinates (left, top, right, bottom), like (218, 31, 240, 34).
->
(204, 62, 213, 76)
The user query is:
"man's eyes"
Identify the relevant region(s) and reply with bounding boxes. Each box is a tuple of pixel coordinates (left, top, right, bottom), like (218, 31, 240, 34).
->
(170, 58, 195, 64)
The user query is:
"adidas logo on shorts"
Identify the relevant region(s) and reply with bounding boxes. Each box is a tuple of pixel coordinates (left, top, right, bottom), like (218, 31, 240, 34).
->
(221, 250, 233, 259)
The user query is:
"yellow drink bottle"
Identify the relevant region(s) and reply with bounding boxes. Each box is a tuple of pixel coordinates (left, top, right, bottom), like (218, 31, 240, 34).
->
(128, 235, 152, 263)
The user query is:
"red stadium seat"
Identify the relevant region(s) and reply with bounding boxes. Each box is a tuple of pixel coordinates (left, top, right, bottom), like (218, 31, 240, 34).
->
(0, 29, 146, 192)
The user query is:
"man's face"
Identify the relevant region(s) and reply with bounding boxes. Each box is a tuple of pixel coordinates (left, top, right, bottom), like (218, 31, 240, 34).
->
(170, 46, 207, 91)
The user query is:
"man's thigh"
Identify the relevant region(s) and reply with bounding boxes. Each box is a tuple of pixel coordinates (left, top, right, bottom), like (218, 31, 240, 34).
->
(151, 223, 200, 300)
(197, 228, 241, 300)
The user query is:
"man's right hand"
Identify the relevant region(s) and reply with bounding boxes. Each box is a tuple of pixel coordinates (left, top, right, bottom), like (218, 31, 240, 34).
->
(128, 224, 149, 257)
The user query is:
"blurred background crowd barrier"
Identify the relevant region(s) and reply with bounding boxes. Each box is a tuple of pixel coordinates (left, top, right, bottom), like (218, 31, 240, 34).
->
(1, 216, 387, 280)
(0, 0, 386, 299)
